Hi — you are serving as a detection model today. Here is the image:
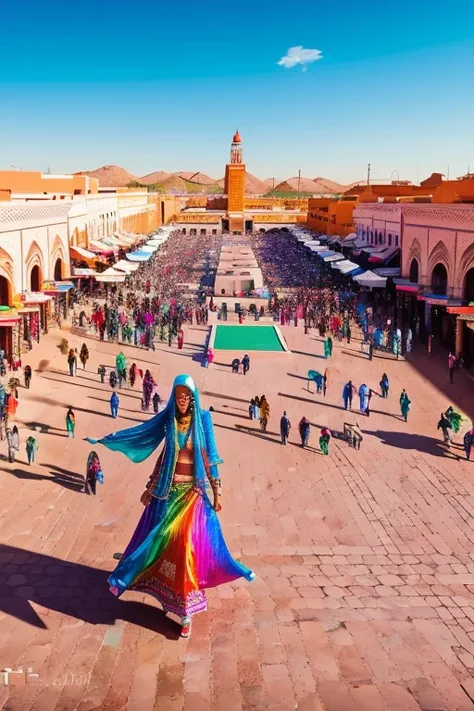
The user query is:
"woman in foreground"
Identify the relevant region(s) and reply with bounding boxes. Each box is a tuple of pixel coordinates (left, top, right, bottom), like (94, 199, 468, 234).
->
(89, 374, 254, 638)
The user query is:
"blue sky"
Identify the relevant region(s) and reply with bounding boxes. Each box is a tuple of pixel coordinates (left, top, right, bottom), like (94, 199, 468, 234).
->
(1, 0, 473, 184)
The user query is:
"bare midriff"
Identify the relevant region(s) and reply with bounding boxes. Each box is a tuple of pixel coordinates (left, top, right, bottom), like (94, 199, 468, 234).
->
(173, 437, 194, 483)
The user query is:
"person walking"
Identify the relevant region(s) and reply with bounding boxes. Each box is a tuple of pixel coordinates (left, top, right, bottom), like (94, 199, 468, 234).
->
(323, 368, 328, 397)
(358, 383, 369, 415)
(152, 391, 161, 414)
(280, 411, 291, 445)
(437, 411, 452, 445)
(177, 328, 184, 350)
(400, 389, 411, 422)
(249, 398, 256, 420)
(259, 396, 270, 433)
(448, 351, 456, 384)
(26, 435, 39, 465)
(79, 343, 89, 370)
(67, 349, 77, 377)
(242, 354, 250, 376)
(231, 358, 240, 374)
(346, 324, 351, 345)
(24, 364, 32, 389)
(298, 417, 310, 448)
(342, 381, 354, 410)
(463, 426, 474, 460)
(110, 391, 119, 419)
(380, 373, 389, 398)
(66, 407, 76, 438)
(98, 365, 106, 384)
(319, 427, 331, 455)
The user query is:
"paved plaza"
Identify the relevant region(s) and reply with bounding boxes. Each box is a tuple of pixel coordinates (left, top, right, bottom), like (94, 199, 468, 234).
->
(1, 314, 474, 710)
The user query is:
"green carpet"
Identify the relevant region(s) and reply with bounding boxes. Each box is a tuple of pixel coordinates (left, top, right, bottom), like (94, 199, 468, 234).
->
(213, 325, 285, 351)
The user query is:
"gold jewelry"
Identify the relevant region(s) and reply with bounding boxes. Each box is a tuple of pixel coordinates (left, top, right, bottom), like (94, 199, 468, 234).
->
(176, 414, 192, 434)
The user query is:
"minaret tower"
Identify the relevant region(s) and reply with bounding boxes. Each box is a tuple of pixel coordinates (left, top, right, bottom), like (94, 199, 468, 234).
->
(224, 130, 246, 229)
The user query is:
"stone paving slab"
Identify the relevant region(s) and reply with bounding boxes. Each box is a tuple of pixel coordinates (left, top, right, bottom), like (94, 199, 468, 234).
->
(0, 319, 474, 709)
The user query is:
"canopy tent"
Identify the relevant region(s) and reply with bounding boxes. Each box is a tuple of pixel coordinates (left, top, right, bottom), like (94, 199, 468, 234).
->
(351, 246, 381, 257)
(306, 244, 326, 252)
(114, 232, 135, 245)
(353, 270, 387, 288)
(323, 253, 345, 263)
(126, 251, 153, 262)
(114, 260, 140, 273)
(95, 267, 127, 283)
(327, 235, 342, 245)
(368, 246, 400, 264)
(70, 246, 98, 261)
(140, 244, 159, 253)
(331, 260, 364, 276)
(88, 240, 115, 256)
(374, 267, 400, 278)
(343, 232, 357, 242)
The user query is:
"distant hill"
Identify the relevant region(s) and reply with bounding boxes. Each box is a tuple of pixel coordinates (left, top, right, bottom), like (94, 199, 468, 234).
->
(313, 177, 347, 193)
(271, 176, 347, 195)
(172, 171, 216, 185)
(75, 165, 139, 187)
(139, 170, 169, 185)
(158, 174, 221, 194)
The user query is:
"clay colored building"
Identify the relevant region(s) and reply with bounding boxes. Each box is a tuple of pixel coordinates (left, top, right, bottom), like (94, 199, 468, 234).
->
(0, 171, 99, 202)
(353, 202, 474, 362)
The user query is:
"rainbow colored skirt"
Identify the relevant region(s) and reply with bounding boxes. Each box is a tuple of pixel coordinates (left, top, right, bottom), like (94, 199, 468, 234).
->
(108, 483, 254, 618)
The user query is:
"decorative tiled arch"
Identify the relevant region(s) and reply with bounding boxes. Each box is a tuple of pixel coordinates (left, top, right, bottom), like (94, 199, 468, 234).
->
(50, 234, 67, 279)
(428, 240, 452, 288)
(0, 246, 15, 304)
(25, 240, 45, 289)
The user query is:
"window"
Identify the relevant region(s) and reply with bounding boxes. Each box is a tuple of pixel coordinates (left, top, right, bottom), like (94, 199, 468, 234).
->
(395, 235, 399, 246)
(182, 228, 186, 235)
(212, 229, 217, 235)
(388, 233, 392, 246)
(190, 228, 197, 236)
(200, 228, 206, 235)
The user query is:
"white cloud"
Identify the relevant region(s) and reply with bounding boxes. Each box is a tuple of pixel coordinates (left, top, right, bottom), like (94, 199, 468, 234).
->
(277, 46, 323, 72)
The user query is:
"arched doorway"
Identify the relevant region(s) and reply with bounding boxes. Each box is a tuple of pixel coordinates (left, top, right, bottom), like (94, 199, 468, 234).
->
(464, 268, 474, 303)
(0, 275, 11, 306)
(409, 258, 419, 283)
(54, 257, 63, 281)
(30, 265, 41, 292)
(431, 263, 448, 295)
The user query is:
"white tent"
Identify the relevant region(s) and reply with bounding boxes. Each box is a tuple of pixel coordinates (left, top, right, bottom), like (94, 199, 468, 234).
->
(331, 259, 362, 275)
(114, 260, 140, 273)
(95, 267, 127, 283)
(353, 270, 387, 288)
(323, 253, 345, 263)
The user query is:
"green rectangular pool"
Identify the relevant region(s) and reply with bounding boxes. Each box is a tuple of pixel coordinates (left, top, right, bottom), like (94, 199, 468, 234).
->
(212, 325, 287, 351)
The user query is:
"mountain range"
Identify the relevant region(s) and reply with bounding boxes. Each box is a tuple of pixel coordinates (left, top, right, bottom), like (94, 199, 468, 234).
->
(76, 165, 349, 195)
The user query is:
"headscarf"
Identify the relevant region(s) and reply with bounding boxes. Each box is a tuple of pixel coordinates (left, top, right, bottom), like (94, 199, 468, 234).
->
(88, 374, 222, 499)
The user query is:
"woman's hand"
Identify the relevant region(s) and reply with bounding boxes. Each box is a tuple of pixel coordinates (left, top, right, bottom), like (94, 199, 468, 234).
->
(214, 500, 222, 512)
(140, 490, 151, 506)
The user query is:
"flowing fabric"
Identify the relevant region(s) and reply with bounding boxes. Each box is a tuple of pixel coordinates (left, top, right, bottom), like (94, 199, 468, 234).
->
(358, 384, 369, 413)
(88, 374, 254, 618)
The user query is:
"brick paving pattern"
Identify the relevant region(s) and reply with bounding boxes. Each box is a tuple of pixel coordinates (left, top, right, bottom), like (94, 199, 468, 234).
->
(0, 313, 474, 709)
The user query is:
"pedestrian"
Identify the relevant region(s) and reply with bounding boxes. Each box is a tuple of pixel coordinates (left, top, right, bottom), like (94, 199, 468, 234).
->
(79, 343, 89, 370)
(24, 364, 32, 389)
(437, 411, 452, 444)
(463, 427, 474, 460)
(142, 370, 154, 410)
(26, 435, 39, 465)
(67, 348, 77, 377)
(85, 451, 104, 495)
(152, 391, 161, 413)
(444, 405, 462, 434)
(242, 354, 250, 375)
(280, 411, 291, 445)
(259, 395, 269, 432)
(116, 352, 127, 388)
(342, 380, 354, 410)
(231, 358, 240, 374)
(380, 373, 389, 398)
(319, 427, 331, 455)
(346, 325, 351, 344)
(109, 370, 117, 389)
(428, 333, 433, 355)
(110, 391, 119, 418)
(129, 363, 137, 388)
(358, 383, 369, 415)
(254, 396, 261, 421)
(66, 407, 75, 438)
(298, 417, 310, 448)
(249, 398, 255, 419)
(177, 328, 184, 350)
(448, 351, 456, 384)
(98, 365, 106, 384)
(400, 389, 411, 422)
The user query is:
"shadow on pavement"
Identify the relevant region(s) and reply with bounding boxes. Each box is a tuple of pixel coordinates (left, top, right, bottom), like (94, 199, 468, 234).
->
(9, 466, 85, 492)
(289, 350, 325, 359)
(214, 421, 281, 446)
(202, 391, 249, 404)
(0, 544, 180, 638)
(212, 409, 249, 420)
(363, 429, 461, 458)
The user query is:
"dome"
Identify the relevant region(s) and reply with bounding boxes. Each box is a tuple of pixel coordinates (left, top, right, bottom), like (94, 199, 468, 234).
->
(232, 130, 242, 144)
